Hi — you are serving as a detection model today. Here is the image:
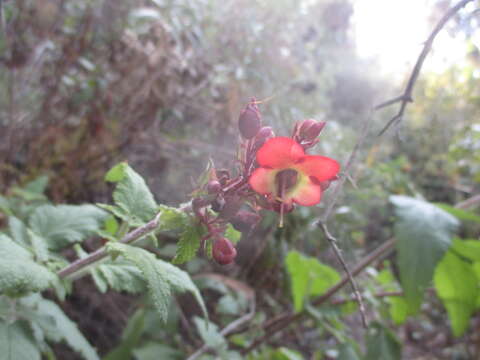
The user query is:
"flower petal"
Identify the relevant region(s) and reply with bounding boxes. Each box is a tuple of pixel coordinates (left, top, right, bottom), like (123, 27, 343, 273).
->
(294, 155, 340, 182)
(289, 178, 322, 206)
(248, 167, 277, 195)
(256, 137, 304, 168)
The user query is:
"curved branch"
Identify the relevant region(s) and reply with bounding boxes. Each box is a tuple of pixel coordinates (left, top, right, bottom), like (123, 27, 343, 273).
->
(376, 0, 474, 135)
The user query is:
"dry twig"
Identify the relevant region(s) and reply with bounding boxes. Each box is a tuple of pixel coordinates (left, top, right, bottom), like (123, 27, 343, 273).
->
(376, 0, 475, 136)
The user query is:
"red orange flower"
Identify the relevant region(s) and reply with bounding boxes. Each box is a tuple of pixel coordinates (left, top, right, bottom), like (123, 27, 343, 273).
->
(248, 137, 340, 207)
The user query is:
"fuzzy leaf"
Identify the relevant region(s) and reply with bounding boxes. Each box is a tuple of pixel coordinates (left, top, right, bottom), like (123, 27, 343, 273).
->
(435, 203, 480, 224)
(193, 317, 227, 350)
(157, 205, 189, 232)
(0, 235, 55, 296)
(95, 263, 146, 294)
(8, 216, 29, 247)
(106, 163, 157, 222)
(21, 295, 99, 360)
(286, 251, 340, 312)
(390, 196, 458, 313)
(0, 320, 41, 360)
(27, 230, 49, 263)
(172, 226, 202, 264)
(434, 251, 478, 336)
(107, 243, 207, 322)
(29, 204, 107, 250)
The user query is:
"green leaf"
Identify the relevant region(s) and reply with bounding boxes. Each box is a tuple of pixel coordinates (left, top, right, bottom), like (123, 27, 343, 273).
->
(435, 203, 480, 223)
(434, 251, 478, 336)
(388, 297, 408, 325)
(103, 308, 145, 360)
(271, 347, 305, 360)
(106, 162, 157, 222)
(0, 320, 41, 360)
(29, 204, 107, 250)
(8, 216, 29, 247)
(172, 225, 202, 264)
(337, 343, 361, 360)
(365, 323, 401, 360)
(133, 342, 183, 360)
(20, 295, 99, 360)
(157, 205, 189, 232)
(225, 224, 241, 244)
(285, 251, 341, 312)
(390, 196, 459, 312)
(0, 195, 12, 216)
(451, 238, 480, 261)
(0, 235, 55, 296)
(24, 175, 49, 195)
(27, 230, 49, 263)
(107, 243, 207, 322)
(193, 317, 227, 351)
(94, 263, 146, 294)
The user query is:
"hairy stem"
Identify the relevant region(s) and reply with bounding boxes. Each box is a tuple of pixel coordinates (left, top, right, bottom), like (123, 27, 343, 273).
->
(57, 212, 162, 279)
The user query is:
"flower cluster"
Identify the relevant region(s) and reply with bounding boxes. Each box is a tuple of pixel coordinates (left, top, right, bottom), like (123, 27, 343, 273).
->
(191, 98, 340, 265)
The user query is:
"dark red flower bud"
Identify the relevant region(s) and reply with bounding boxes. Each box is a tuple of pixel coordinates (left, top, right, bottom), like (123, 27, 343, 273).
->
(231, 210, 261, 233)
(207, 180, 222, 194)
(212, 238, 237, 265)
(299, 119, 326, 141)
(253, 126, 275, 149)
(238, 99, 261, 139)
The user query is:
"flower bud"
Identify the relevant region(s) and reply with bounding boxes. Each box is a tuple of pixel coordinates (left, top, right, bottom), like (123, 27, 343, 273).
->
(238, 99, 261, 139)
(212, 238, 237, 265)
(207, 180, 221, 194)
(253, 126, 274, 149)
(231, 210, 261, 233)
(299, 119, 326, 141)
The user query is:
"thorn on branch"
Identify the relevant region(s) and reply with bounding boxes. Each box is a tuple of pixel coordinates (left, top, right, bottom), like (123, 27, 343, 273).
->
(319, 222, 368, 328)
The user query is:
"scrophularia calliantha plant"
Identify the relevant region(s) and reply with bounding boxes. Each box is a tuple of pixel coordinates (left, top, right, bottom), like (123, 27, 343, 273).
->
(192, 98, 340, 265)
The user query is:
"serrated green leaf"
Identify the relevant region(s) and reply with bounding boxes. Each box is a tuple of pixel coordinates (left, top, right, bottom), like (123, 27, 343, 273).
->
(0, 234, 32, 260)
(365, 323, 401, 360)
(29, 204, 107, 250)
(285, 251, 341, 312)
(434, 251, 477, 336)
(0, 195, 12, 215)
(390, 196, 459, 313)
(8, 216, 29, 247)
(106, 163, 157, 222)
(104, 216, 119, 235)
(435, 203, 480, 223)
(107, 243, 207, 322)
(225, 224, 241, 244)
(172, 226, 202, 264)
(27, 230, 49, 263)
(157, 205, 189, 232)
(451, 238, 480, 261)
(95, 263, 146, 294)
(107, 243, 171, 321)
(0, 235, 55, 296)
(20, 295, 99, 360)
(105, 162, 128, 182)
(96, 204, 131, 223)
(0, 320, 41, 360)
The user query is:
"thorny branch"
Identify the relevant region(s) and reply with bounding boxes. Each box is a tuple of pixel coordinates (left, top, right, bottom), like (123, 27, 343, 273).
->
(241, 238, 397, 355)
(319, 223, 368, 328)
(376, 0, 475, 136)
